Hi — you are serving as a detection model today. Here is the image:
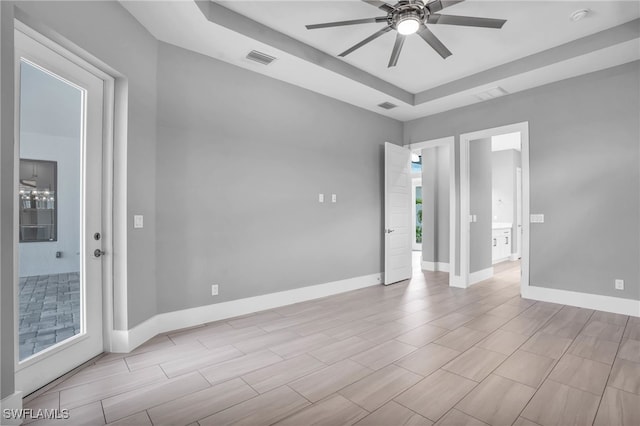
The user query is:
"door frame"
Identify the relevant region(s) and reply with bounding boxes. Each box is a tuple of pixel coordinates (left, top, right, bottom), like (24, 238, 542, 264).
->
(459, 122, 530, 292)
(12, 22, 117, 381)
(404, 137, 456, 287)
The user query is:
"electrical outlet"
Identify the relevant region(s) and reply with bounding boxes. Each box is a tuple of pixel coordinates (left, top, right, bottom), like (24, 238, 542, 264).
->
(211, 284, 219, 296)
(615, 279, 624, 290)
(318, 194, 324, 203)
(331, 194, 337, 203)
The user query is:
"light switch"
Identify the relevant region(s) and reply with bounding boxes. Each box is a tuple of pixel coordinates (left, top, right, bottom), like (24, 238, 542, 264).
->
(331, 194, 337, 203)
(134, 215, 144, 229)
(530, 214, 544, 223)
(318, 194, 324, 203)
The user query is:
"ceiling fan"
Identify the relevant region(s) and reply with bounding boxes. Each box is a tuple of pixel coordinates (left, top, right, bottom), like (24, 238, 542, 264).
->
(306, 0, 506, 67)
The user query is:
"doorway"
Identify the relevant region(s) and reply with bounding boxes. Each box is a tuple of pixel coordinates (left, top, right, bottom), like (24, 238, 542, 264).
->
(460, 122, 529, 291)
(406, 137, 456, 286)
(14, 29, 107, 395)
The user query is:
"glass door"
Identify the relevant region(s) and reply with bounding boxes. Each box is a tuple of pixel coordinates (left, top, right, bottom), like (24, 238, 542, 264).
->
(15, 30, 105, 395)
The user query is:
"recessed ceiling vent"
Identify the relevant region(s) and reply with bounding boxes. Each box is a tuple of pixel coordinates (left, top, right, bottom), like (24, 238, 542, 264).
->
(473, 87, 509, 101)
(378, 102, 398, 110)
(246, 50, 277, 65)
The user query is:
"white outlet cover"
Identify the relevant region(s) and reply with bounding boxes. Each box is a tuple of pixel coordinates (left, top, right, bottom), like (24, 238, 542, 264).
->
(211, 284, 219, 296)
(134, 215, 144, 228)
(331, 194, 337, 203)
(318, 194, 324, 203)
(615, 279, 624, 290)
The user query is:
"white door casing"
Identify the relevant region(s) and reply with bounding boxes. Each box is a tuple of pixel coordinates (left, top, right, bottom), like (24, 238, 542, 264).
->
(384, 142, 412, 285)
(516, 167, 522, 259)
(460, 122, 530, 291)
(14, 30, 105, 395)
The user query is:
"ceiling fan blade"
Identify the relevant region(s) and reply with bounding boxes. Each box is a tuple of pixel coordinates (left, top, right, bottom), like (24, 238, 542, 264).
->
(426, 0, 465, 13)
(361, 0, 395, 13)
(306, 17, 388, 30)
(417, 25, 452, 59)
(339, 26, 392, 57)
(388, 33, 406, 67)
(427, 14, 506, 28)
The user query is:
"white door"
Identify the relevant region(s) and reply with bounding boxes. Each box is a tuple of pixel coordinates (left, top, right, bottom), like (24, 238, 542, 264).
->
(384, 142, 412, 285)
(15, 30, 105, 395)
(516, 167, 522, 259)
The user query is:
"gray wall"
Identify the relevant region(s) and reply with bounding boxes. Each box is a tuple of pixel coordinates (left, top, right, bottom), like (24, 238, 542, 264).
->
(470, 138, 492, 274)
(492, 148, 521, 255)
(405, 61, 640, 300)
(155, 42, 402, 313)
(421, 146, 450, 264)
(422, 149, 437, 263)
(492, 150, 515, 223)
(14, 0, 160, 328)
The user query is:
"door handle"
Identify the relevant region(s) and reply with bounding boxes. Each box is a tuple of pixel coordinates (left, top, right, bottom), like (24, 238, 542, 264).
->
(386, 229, 395, 234)
(94, 249, 105, 258)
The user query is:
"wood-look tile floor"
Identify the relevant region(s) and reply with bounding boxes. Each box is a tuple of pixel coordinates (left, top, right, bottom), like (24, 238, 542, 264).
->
(24, 259, 640, 426)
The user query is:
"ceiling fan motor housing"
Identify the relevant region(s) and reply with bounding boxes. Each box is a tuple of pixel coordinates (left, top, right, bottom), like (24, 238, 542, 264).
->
(390, 1, 428, 31)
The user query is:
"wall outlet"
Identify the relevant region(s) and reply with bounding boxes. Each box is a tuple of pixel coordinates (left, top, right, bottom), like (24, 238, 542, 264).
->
(134, 215, 144, 228)
(211, 284, 219, 296)
(331, 194, 337, 203)
(318, 194, 324, 203)
(615, 279, 624, 290)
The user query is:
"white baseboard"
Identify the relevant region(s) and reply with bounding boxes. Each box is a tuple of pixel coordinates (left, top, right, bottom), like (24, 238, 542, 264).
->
(421, 261, 450, 272)
(450, 275, 467, 288)
(523, 285, 640, 317)
(0, 391, 23, 425)
(469, 267, 494, 286)
(111, 273, 382, 353)
(509, 254, 520, 261)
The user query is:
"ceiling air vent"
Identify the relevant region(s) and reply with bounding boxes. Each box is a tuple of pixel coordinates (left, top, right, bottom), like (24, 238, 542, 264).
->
(378, 102, 397, 110)
(246, 50, 277, 65)
(473, 87, 509, 101)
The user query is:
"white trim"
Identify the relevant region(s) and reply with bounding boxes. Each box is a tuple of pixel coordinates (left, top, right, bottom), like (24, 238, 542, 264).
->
(509, 253, 520, 261)
(404, 136, 456, 287)
(523, 286, 640, 317)
(421, 261, 450, 272)
(450, 275, 467, 288)
(111, 273, 382, 353)
(459, 122, 530, 291)
(0, 391, 23, 425)
(469, 267, 494, 286)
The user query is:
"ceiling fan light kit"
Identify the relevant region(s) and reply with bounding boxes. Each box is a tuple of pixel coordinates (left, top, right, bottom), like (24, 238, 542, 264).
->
(306, 0, 507, 67)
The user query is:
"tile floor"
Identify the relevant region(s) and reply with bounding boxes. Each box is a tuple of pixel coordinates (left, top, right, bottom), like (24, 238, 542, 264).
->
(23, 260, 640, 425)
(19, 272, 81, 360)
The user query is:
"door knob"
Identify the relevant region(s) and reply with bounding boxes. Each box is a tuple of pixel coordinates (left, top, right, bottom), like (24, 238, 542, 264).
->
(94, 249, 105, 258)
(386, 229, 395, 234)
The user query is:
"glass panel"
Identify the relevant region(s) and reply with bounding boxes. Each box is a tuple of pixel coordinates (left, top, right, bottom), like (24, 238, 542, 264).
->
(18, 60, 83, 361)
(415, 186, 422, 244)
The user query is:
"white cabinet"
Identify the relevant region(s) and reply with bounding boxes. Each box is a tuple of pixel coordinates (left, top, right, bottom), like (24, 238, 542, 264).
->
(492, 228, 512, 264)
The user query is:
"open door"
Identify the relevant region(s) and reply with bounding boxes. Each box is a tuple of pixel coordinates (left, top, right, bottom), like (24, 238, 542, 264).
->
(384, 142, 412, 285)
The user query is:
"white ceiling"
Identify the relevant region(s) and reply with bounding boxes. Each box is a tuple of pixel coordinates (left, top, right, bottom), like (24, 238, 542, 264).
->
(121, 0, 640, 121)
